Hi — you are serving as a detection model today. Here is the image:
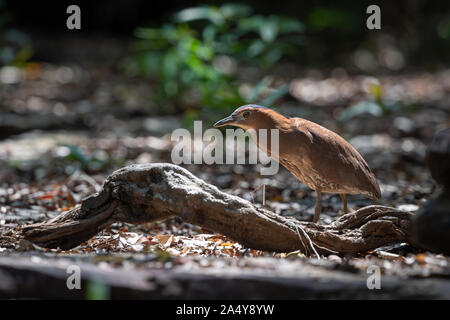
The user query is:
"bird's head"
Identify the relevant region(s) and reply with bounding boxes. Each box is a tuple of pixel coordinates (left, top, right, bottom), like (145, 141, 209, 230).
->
(213, 105, 282, 130)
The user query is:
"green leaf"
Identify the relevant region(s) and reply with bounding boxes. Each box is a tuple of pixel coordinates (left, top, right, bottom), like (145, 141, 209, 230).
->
(134, 27, 161, 39)
(237, 16, 265, 33)
(247, 76, 273, 102)
(307, 7, 356, 32)
(259, 18, 278, 42)
(259, 83, 289, 106)
(175, 6, 225, 25)
(262, 47, 282, 67)
(278, 18, 305, 33)
(247, 39, 266, 57)
(369, 83, 383, 101)
(220, 3, 252, 18)
(86, 280, 110, 300)
(339, 101, 384, 121)
(63, 144, 89, 164)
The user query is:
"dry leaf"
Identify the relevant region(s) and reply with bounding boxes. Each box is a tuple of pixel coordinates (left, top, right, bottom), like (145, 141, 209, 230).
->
(221, 249, 233, 256)
(377, 251, 405, 262)
(416, 253, 426, 264)
(157, 234, 173, 247)
(219, 242, 234, 247)
(126, 233, 140, 245)
(180, 247, 190, 256)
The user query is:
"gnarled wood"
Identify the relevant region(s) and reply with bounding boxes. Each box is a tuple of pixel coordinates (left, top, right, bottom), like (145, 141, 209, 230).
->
(23, 163, 415, 254)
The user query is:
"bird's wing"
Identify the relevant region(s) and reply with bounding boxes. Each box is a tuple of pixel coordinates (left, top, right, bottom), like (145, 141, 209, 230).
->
(291, 119, 381, 198)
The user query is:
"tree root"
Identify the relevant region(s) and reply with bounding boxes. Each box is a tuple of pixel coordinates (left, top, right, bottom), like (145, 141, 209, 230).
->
(22, 163, 415, 254)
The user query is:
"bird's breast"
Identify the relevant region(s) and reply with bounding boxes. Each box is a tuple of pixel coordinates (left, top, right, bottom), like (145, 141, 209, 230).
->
(280, 156, 352, 193)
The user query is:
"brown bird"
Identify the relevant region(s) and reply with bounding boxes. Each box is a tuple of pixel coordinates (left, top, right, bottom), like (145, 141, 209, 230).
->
(214, 105, 381, 222)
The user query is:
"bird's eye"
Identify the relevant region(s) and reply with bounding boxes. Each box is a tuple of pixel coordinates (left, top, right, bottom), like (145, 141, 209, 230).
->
(242, 111, 250, 119)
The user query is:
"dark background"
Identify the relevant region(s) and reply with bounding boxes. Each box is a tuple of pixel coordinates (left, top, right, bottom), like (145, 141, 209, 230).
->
(4, 0, 450, 67)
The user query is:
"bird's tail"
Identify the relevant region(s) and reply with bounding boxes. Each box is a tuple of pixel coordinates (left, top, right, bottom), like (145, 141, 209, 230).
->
(368, 183, 382, 200)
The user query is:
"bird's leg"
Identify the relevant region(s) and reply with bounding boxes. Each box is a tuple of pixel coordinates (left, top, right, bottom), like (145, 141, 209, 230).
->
(313, 190, 322, 223)
(340, 194, 348, 214)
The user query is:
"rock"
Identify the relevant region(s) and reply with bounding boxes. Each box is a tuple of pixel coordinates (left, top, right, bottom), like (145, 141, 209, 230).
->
(427, 128, 450, 188)
(412, 191, 450, 255)
(411, 128, 450, 255)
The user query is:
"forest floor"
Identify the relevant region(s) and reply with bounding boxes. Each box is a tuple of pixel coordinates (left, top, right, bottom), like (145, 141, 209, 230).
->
(0, 59, 449, 298)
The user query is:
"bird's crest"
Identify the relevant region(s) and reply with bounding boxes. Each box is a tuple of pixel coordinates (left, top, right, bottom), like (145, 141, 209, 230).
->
(232, 104, 272, 115)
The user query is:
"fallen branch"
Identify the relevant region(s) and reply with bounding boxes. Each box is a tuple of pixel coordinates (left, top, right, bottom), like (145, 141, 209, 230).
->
(23, 163, 415, 254)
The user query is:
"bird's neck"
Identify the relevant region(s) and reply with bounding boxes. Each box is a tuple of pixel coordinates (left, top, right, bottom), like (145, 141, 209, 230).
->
(254, 112, 291, 132)
(244, 112, 292, 159)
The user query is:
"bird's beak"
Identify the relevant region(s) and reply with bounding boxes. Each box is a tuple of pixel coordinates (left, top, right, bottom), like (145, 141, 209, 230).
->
(213, 115, 235, 128)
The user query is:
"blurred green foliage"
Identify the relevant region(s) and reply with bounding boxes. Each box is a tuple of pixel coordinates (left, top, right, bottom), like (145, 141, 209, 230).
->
(0, 0, 32, 66)
(62, 144, 125, 173)
(86, 280, 110, 300)
(124, 3, 303, 119)
(437, 18, 450, 40)
(339, 81, 411, 121)
(307, 7, 357, 33)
